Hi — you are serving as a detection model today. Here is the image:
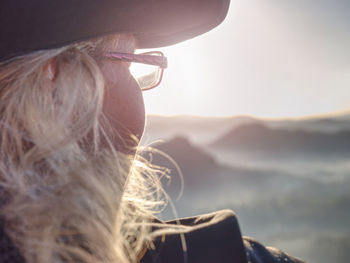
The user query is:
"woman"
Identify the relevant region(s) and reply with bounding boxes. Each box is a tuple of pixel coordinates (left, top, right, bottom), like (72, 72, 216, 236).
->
(0, 0, 304, 262)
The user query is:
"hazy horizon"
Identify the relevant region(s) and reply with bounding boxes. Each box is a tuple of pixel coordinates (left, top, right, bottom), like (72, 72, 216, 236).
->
(146, 109, 350, 121)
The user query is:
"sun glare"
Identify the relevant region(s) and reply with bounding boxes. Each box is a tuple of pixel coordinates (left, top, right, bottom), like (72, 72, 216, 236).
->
(143, 1, 350, 119)
(130, 63, 157, 79)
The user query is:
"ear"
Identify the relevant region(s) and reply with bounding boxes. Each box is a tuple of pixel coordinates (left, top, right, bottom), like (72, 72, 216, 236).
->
(43, 59, 58, 81)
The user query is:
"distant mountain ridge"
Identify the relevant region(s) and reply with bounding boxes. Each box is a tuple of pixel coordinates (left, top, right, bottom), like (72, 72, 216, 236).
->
(210, 122, 350, 154)
(146, 135, 313, 203)
(143, 114, 350, 145)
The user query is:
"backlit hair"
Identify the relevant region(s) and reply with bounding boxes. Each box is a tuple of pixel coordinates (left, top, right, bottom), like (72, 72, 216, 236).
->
(0, 34, 169, 263)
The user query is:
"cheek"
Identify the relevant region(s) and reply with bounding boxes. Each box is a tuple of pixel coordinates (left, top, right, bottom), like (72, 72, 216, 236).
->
(102, 65, 145, 149)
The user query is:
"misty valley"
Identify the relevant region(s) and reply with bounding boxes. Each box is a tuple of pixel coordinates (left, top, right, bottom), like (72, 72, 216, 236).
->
(142, 115, 350, 263)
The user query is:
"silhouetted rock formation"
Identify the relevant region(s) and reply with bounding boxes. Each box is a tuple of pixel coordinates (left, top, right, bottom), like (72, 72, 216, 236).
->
(148, 136, 219, 187)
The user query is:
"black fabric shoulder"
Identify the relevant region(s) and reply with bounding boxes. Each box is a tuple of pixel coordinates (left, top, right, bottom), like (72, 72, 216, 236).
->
(244, 237, 305, 263)
(141, 210, 306, 263)
(141, 210, 247, 263)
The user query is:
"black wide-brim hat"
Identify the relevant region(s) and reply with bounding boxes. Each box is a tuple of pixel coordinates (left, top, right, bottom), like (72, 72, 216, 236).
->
(0, 0, 230, 62)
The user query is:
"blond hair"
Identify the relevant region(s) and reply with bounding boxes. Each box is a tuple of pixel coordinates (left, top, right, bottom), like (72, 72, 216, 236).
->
(0, 34, 168, 263)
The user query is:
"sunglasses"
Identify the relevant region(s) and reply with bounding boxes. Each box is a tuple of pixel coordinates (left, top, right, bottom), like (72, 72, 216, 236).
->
(103, 51, 167, 91)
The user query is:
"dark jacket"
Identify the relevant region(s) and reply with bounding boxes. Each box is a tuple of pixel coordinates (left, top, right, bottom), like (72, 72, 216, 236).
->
(141, 210, 305, 263)
(0, 210, 305, 263)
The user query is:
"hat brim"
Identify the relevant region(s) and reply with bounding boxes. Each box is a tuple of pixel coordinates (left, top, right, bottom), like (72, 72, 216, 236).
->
(0, 0, 230, 61)
(133, 0, 231, 48)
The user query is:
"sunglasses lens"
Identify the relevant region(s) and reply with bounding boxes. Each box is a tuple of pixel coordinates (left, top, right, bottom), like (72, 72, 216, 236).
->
(129, 51, 165, 90)
(130, 63, 161, 90)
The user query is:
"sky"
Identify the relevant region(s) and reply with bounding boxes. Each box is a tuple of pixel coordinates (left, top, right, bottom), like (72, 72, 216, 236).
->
(142, 0, 350, 119)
